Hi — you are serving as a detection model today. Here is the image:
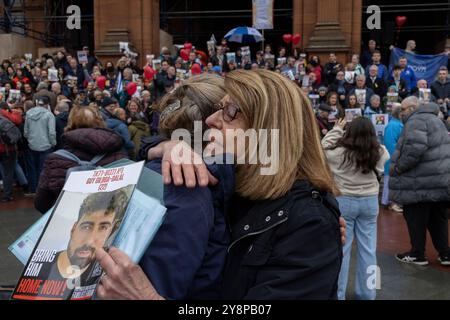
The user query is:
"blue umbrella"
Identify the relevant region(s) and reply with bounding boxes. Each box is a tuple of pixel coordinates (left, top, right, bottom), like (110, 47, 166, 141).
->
(224, 27, 264, 43)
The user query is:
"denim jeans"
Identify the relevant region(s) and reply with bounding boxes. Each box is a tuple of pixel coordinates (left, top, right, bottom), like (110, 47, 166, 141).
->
(381, 175, 390, 206)
(337, 195, 379, 300)
(25, 148, 52, 193)
(15, 162, 28, 186)
(0, 161, 28, 187)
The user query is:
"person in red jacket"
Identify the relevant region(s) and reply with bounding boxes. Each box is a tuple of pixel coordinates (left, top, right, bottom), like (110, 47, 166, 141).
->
(12, 69, 30, 89)
(0, 102, 23, 202)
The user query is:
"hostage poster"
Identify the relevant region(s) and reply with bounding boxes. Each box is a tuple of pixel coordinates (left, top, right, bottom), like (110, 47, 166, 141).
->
(11, 162, 144, 300)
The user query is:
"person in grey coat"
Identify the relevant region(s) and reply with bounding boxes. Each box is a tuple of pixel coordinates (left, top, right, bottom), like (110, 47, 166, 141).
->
(24, 96, 56, 194)
(389, 97, 450, 266)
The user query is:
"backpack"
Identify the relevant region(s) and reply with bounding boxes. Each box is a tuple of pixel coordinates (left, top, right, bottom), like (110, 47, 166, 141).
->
(0, 115, 22, 146)
(53, 149, 106, 181)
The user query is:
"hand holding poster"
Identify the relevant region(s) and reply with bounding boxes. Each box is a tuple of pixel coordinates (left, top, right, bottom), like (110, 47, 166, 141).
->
(226, 52, 236, 63)
(419, 88, 432, 103)
(119, 42, 130, 55)
(371, 114, 390, 140)
(345, 108, 363, 122)
(77, 51, 88, 64)
(24, 53, 33, 62)
(355, 89, 367, 108)
(277, 57, 287, 66)
(252, 0, 274, 30)
(282, 70, 295, 81)
(302, 74, 311, 88)
(10, 162, 167, 267)
(8, 89, 21, 102)
(308, 94, 320, 109)
(0, 87, 6, 102)
(11, 162, 145, 300)
(48, 68, 59, 82)
(264, 54, 275, 69)
(152, 59, 162, 72)
(241, 46, 251, 60)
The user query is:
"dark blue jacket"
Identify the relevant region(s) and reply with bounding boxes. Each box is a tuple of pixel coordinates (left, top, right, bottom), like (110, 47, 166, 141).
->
(139, 157, 235, 300)
(106, 117, 134, 152)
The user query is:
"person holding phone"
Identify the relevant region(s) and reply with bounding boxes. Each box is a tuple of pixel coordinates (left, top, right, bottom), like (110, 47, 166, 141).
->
(322, 118, 389, 300)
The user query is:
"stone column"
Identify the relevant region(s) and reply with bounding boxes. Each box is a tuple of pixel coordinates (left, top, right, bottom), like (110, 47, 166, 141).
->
(305, 0, 350, 62)
(94, 0, 160, 66)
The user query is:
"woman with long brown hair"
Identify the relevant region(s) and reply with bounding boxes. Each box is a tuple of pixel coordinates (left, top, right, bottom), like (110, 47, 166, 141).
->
(96, 69, 344, 300)
(322, 117, 389, 300)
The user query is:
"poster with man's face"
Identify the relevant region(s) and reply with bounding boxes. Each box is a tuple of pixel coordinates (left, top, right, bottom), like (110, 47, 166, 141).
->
(12, 162, 144, 300)
(371, 114, 390, 140)
(355, 89, 367, 108)
(419, 88, 431, 103)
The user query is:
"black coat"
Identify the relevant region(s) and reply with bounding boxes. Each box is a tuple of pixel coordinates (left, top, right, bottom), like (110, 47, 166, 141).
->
(210, 54, 229, 72)
(222, 180, 342, 300)
(366, 77, 387, 98)
(55, 111, 69, 149)
(387, 78, 409, 99)
(430, 80, 450, 101)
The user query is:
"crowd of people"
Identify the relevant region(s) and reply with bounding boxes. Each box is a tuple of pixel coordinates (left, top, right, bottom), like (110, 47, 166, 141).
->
(0, 37, 449, 300)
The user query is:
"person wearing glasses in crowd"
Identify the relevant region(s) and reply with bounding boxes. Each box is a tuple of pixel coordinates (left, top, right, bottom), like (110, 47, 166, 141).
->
(95, 69, 345, 300)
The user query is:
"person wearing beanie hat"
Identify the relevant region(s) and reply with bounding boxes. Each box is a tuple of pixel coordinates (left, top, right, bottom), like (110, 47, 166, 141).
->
(318, 86, 328, 104)
(100, 96, 118, 121)
(316, 103, 334, 138)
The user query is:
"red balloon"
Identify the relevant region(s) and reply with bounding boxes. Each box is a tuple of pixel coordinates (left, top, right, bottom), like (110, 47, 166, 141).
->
(144, 66, 156, 81)
(180, 48, 190, 61)
(191, 63, 202, 75)
(292, 33, 301, 45)
(195, 50, 208, 65)
(96, 76, 106, 90)
(184, 42, 193, 50)
(283, 34, 293, 44)
(126, 82, 137, 96)
(396, 16, 407, 28)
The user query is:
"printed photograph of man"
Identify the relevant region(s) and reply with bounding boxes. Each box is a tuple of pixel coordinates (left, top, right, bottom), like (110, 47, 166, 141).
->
(36, 187, 131, 297)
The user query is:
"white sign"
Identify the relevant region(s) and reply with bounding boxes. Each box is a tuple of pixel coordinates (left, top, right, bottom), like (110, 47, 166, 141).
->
(77, 51, 88, 64)
(253, 0, 274, 30)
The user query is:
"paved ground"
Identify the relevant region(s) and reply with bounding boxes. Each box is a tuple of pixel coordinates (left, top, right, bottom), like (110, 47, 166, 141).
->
(0, 190, 449, 299)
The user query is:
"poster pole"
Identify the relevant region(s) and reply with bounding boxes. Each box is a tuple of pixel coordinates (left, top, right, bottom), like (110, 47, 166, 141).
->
(262, 29, 265, 51)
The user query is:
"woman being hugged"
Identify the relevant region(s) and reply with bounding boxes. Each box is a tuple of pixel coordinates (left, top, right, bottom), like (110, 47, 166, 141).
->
(96, 69, 344, 300)
(322, 117, 389, 300)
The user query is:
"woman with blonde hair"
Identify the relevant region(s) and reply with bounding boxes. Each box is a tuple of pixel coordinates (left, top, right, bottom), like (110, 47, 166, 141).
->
(97, 74, 235, 300)
(96, 70, 344, 300)
(35, 105, 127, 213)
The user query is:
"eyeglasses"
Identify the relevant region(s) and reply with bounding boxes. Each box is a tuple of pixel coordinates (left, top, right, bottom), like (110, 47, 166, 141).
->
(213, 101, 241, 122)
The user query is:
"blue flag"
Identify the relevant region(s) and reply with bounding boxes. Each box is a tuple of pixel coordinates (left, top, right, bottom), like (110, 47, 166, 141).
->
(389, 47, 448, 84)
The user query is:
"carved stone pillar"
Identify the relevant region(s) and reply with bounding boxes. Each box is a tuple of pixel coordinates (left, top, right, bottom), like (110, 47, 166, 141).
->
(305, 0, 350, 59)
(94, 0, 160, 66)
